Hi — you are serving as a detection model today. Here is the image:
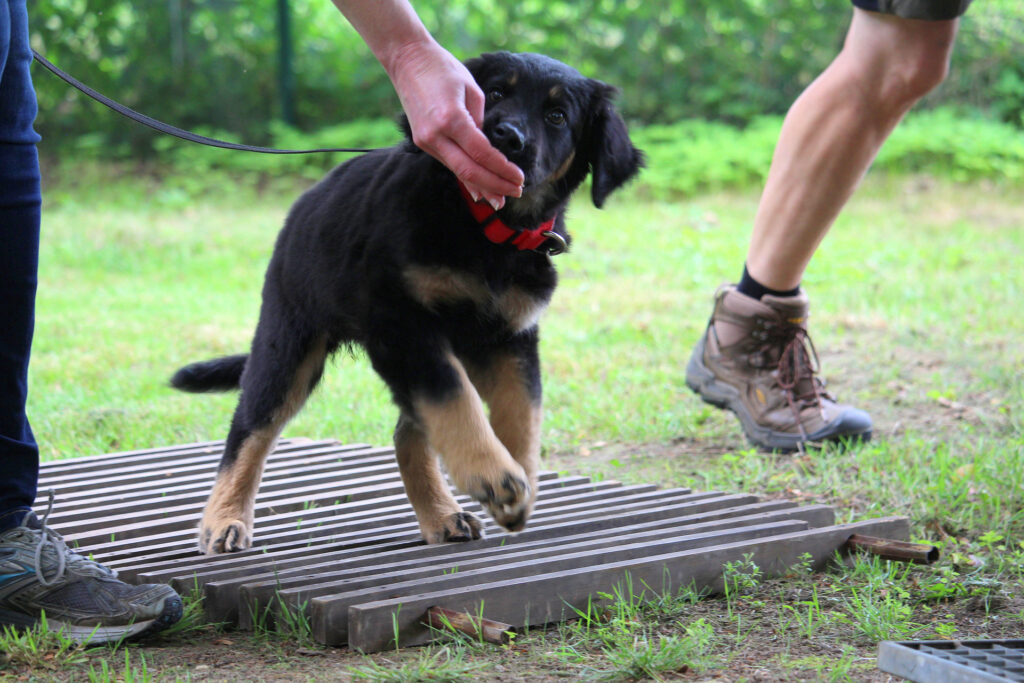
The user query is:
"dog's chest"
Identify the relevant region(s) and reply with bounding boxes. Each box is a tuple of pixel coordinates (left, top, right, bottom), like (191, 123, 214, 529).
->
(403, 265, 550, 334)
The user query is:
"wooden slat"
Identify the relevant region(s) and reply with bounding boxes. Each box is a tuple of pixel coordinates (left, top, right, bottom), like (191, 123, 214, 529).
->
(262, 517, 817, 632)
(37, 438, 335, 477)
(296, 520, 809, 643)
(341, 517, 911, 651)
(207, 501, 829, 626)
(48, 458, 405, 518)
(34, 438, 910, 655)
(93, 478, 608, 567)
(40, 445, 391, 493)
(130, 487, 714, 587)
(40, 449, 397, 506)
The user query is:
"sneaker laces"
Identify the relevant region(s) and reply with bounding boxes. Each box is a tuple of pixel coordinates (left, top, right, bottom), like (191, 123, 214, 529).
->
(31, 490, 116, 587)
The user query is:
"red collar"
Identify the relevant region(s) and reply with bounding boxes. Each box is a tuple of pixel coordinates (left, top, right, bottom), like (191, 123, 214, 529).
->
(458, 182, 566, 255)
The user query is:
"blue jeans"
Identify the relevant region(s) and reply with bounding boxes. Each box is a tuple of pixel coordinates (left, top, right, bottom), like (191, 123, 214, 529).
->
(0, 0, 41, 522)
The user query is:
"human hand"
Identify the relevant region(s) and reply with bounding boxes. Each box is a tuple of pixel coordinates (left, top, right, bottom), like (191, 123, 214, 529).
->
(386, 39, 523, 209)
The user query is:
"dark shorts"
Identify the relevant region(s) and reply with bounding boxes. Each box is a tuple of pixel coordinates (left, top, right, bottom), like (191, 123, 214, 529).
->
(851, 0, 973, 20)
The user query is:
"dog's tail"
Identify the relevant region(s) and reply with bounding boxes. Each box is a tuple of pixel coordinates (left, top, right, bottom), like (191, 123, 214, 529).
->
(170, 354, 248, 393)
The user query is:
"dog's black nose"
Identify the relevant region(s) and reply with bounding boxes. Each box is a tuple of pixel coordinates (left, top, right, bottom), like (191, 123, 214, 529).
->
(492, 121, 526, 154)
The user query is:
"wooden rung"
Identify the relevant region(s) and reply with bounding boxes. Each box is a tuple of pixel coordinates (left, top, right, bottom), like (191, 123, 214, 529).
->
(341, 517, 911, 652)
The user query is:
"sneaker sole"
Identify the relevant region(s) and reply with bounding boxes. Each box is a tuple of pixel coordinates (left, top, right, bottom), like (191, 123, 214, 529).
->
(685, 336, 872, 452)
(0, 592, 183, 645)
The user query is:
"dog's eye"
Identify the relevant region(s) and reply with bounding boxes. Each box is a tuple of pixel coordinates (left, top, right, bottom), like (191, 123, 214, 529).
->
(546, 109, 567, 126)
(487, 88, 505, 103)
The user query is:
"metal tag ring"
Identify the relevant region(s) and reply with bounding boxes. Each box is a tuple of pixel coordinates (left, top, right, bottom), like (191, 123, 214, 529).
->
(540, 230, 567, 256)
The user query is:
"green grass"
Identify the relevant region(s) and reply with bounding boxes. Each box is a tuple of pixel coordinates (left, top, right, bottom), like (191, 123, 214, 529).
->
(14, 159, 1024, 680)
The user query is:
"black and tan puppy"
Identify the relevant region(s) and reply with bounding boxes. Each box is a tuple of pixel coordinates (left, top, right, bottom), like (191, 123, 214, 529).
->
(171, 52, 643, 555)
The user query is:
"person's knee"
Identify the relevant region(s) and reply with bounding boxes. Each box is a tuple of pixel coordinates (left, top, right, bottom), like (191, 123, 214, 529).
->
(898, 27, 958, 100)
(846, 11, 959, 110)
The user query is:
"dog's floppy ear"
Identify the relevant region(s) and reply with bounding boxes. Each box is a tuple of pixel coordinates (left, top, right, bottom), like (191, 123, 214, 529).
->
(584, 81, 644, 208)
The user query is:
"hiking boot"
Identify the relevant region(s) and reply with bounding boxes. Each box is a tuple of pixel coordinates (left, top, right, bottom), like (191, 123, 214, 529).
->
(686, 285, 872, 452)
(0, 494, 183, 644)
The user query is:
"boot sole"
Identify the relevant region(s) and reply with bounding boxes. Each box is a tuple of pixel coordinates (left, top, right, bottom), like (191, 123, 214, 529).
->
(685, 336, 872, 452)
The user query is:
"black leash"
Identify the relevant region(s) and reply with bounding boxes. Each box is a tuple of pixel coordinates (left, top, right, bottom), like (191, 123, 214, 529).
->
(31, 49, 376, 155)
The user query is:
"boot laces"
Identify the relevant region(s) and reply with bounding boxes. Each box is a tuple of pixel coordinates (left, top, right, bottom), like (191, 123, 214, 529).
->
(758, 321, 828, 445)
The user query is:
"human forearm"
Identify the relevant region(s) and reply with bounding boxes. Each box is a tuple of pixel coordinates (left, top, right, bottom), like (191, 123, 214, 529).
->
(330, 0, 524, 202)
(330, 0, 435, 79)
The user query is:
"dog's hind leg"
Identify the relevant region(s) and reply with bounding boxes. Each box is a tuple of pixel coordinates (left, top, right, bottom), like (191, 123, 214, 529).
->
(198, 322, 328, 555)
(393, 413, 484, 544)
(469, 345, 542, 532)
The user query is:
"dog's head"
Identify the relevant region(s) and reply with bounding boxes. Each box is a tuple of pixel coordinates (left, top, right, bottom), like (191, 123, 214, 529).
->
(463, 52, 643, 218)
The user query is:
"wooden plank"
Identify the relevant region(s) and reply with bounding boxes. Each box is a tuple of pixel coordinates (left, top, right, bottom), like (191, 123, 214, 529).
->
(47, 461, 405, 523)
(57, 473, 405, 535)
(208, 502, 822, 626)
(260, 518, 814, 632)
(246, 504, 830, 614)
(84, 472, 578, 559)
(60, 468, 578, 546)
(95, 477, 606, 567)
(206, 500, 820, 619)
(91, 474, 590, 569)
(39, 450, 398, 506)
(82, 493, 414, 563)
(40, 440, 229, 468)
(37, 438, 335, 477)
(39, 445, 392, 493)
(341, 516, 911, 652)
(307, 524, 811, 643)
(125, 486, 705, 585)
(134, 490, 739, 603)
(58, 477, 416, 544)
(313, 520, 807, 648)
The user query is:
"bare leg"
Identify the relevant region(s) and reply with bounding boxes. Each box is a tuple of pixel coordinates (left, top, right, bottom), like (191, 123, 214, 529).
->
(746, 9, 959, 290)
(688, 9, 960, 452)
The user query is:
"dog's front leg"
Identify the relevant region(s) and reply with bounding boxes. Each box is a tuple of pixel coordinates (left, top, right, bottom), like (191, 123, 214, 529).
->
(470, 348, 542, 530)
(393, 413, 485, 543)
(411, 353, 532, 532)
(366, 313, 532, 535)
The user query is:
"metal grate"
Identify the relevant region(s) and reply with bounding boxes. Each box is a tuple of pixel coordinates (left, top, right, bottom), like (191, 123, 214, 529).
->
(39, 438, 912, 652)
(878, 640, 1024, 682)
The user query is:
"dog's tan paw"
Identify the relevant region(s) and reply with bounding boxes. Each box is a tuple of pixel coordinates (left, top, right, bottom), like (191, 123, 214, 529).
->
(198, 516, 252, 555)
(421, 511, 486, 544)
(466, 469, 532, 532)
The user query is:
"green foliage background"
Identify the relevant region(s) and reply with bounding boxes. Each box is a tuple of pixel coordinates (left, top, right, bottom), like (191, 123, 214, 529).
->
(29, 0, 1024, 156)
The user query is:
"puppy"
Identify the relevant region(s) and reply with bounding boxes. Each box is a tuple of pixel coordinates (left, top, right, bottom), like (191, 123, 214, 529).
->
(171, 52, 643, 554)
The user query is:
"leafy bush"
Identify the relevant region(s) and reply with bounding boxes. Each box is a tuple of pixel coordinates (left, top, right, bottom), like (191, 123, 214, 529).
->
(29, 0, 1023, 156)
(876, 108, 1024, 182)
(44, 107, 1024, 199)
(634, 108, 1024, 198)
